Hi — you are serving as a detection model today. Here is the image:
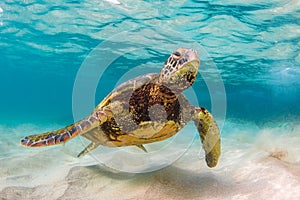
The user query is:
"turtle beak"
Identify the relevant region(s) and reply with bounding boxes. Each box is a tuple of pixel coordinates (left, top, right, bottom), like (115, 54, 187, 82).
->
(181, 48, 199, 71)
(179, 57, 200, 76)
(187, 59, 200, 71)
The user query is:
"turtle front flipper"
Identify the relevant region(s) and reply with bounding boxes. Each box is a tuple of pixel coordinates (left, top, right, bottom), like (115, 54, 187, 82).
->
(20, 108, 113, 148)
(193, 107, 221, 168)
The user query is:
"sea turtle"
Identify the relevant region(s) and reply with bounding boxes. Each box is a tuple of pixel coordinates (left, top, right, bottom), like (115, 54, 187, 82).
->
(20, 48, 221, 168)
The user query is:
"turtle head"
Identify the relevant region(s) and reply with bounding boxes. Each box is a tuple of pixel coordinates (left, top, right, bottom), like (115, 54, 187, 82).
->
(159, 48, 200, 91)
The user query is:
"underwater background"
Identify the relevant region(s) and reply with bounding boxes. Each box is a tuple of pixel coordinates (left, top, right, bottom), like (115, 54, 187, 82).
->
(0, 0, 300, 199)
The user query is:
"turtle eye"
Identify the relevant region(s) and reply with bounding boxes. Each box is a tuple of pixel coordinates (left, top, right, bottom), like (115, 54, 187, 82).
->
(172, 51, 181, 60)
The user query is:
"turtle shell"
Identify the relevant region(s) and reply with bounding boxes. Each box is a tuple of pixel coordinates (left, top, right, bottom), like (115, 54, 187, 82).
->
(82, 72, 189, 147)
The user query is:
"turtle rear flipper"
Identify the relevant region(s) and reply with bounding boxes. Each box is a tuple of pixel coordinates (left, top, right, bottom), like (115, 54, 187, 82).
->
(193, 107, 221, 168)
(20, 108, 113, 147)
(77, 142, 100, 157)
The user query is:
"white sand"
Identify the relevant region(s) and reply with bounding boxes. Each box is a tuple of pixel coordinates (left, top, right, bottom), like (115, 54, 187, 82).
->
(1, 121, 300, 199)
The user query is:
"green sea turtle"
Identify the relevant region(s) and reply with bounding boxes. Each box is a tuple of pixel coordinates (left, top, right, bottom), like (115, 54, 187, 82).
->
(20, 48, 221, 168)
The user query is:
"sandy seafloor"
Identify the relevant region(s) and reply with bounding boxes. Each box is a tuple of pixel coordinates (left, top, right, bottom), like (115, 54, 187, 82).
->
(1, 119, 300, 200)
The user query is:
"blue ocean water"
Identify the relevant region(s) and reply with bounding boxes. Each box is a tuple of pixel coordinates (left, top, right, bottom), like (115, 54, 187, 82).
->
(0, 1, 300, 124)
(1, 0, 299, 127)
(0, 0, 300, 199)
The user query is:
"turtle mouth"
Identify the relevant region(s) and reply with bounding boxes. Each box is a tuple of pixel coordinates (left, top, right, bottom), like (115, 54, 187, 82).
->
(168, 60, 199, 89)
(178, 60, 199, 76)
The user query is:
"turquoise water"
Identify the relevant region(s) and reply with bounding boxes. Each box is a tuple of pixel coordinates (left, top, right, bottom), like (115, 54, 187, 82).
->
(1, 0, 300, 199)
(1, 0, 299, 126)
